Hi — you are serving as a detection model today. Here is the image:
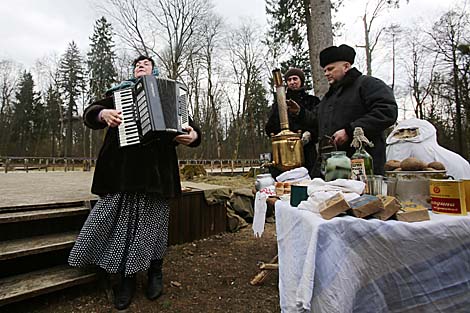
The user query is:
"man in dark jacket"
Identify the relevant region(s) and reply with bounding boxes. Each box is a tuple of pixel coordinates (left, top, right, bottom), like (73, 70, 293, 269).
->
(265, 68, 320, 178)
(317, 44, 398, 175)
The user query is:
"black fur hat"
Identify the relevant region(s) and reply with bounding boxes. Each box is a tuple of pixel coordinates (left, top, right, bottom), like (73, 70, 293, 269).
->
(284, 68, 305, 86)
(319, 44, 356, 68)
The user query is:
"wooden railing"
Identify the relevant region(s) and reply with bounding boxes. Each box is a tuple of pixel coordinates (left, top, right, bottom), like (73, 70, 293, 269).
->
(0, 157, 96, 173)
(0, 157, 262, 174)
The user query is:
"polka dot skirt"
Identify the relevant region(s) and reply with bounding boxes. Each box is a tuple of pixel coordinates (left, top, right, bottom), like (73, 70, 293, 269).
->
(68, 192, 169, 276)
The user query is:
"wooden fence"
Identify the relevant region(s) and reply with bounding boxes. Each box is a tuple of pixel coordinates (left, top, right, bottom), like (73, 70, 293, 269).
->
(0, 157, 262, 174)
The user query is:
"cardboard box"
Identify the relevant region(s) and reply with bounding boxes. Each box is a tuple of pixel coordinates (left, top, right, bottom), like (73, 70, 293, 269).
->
(374, 195, 402, 220)
(395, 202, 430, 222)
(320, 193, 351, 220)
(348, 194, 384, 218)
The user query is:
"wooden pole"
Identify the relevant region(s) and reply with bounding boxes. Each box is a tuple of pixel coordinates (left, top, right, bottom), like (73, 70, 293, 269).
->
(249, 255, 278, 286)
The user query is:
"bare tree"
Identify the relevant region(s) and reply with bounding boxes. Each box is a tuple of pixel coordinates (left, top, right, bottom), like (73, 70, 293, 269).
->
(98, 0, 151, 55)
(427, 8, 470, 154)
(99, 0, 211, 79)
(384, 24, 402, 92)
(357, 0, 404, 76)
(0, 60, 19, 155)
(227, 20, 266, 159)
(199, 14, 224, 158)
(147, 0, 211, 79)
(401, 27, 438, 119)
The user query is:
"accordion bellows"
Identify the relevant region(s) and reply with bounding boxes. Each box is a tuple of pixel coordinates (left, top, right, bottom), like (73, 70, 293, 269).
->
(114, 75, 189, 147)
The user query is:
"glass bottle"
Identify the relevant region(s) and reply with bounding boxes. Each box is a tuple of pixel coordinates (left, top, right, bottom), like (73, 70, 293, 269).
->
(350, 127, 374, 181)
(325, 151, 351, 182)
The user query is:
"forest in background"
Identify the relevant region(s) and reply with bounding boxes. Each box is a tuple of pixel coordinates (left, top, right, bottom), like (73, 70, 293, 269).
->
(0, 0, 469, 160)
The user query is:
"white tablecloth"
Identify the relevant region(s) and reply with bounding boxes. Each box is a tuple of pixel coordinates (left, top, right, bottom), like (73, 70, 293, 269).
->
(275, 200, 470, 313)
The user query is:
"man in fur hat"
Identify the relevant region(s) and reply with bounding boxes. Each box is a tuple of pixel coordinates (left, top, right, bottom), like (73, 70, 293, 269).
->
(317, 44, 398, 175)
(265, 67, 320, 178)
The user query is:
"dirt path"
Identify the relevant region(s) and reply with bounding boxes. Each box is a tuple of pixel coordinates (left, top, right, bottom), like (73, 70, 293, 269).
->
(1, 223, 280, 313)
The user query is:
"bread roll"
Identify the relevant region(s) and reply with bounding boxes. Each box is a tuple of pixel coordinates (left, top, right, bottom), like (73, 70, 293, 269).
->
(427, 161, 446, 170)
(385, 160, 401, 171)
(400, 157, 427, 171)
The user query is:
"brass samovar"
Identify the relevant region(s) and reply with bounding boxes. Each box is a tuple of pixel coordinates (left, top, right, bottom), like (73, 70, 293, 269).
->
(270, 69, 304, 171)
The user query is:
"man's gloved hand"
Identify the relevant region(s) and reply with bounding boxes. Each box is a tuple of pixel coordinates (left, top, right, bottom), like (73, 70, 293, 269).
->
(302, 131, 311, 146)
(287, 99, 300, 115)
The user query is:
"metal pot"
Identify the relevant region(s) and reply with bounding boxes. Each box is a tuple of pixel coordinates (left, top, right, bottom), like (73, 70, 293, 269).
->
(385, 170, 449, 208)
(271, 130, 304, 171)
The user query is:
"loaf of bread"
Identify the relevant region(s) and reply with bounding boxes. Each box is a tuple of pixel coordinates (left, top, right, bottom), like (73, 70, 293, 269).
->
(384, 159, 401, 171)
(427, 161, 446, 170)
(400, 157, 427, 171)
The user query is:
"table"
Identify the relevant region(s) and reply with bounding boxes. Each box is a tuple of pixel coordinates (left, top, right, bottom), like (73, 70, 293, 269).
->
(275, 200, 470, 313)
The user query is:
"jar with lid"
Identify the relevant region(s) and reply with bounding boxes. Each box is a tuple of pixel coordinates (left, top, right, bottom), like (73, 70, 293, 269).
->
(325, 151, 351, 182)
(255, 173, 275, 191)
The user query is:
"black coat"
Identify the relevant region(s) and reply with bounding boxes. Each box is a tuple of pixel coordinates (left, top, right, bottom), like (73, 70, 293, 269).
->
(83, 95, 201, 198)
(265, 88, 320, 177)
(317, 68, 397, 175)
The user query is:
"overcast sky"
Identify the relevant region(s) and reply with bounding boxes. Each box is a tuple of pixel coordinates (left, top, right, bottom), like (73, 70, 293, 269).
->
(0, 0, 465, 69)
(0, 0, 267, 68)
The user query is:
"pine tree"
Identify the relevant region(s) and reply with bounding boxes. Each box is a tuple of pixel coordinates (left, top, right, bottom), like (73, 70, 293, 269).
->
(59, 41, 84, 157)
(44, 85, 63, 156)
(87, 17, 117, 157)
(88, 17, 117, 100)
(265, 0, 312, 86)
(10, 71, 41, 155)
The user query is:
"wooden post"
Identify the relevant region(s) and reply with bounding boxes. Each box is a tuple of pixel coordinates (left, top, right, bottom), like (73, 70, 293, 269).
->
(64, 158, 68, 172)
(24, 158, 28, 173)
(45, 159, 49, 172)
(250, 255, 278, 286)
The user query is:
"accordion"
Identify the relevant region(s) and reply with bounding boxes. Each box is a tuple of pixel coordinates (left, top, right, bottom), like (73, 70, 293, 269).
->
(113, 75, 189, 147)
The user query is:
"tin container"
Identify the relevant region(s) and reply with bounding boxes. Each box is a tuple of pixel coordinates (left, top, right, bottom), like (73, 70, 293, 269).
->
(430, 179, 467, 215)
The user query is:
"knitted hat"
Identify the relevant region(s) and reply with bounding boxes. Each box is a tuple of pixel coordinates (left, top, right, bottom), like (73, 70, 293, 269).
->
(319, 44, 356, 68)
(284, 68, 305, 86)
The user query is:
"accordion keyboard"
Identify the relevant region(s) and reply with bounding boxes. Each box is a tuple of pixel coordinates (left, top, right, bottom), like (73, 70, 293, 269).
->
(114, 88, 141, 147)
(178, 85, 189, 129)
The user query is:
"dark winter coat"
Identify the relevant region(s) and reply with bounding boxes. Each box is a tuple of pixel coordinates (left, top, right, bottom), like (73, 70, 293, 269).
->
(265, 88, 320, 177)
(317, 68, 397, 175)
(83, 84, 201, 198)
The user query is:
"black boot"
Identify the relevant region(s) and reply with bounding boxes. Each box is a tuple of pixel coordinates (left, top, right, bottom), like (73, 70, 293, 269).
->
(114, 274, 136, 310)
(146, 259, 163, 300)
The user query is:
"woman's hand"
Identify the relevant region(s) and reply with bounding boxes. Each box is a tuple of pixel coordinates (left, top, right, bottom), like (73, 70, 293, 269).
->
(174, 126, 198, 146)
(99, 109, 122, 128)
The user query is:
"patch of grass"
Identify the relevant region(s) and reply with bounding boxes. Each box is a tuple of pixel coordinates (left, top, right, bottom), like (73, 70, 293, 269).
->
(184, 175, 255, 189)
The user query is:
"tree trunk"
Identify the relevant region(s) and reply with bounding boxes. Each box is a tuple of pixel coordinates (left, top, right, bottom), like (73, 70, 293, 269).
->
(307, 0, 333, 97)
(363, 14, 372, 76)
